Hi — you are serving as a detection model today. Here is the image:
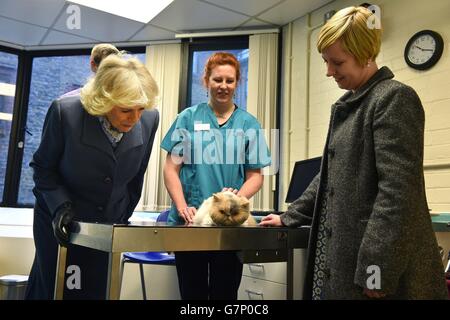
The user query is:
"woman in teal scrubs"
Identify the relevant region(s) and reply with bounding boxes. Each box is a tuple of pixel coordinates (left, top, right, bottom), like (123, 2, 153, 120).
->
(161, 52, 271, 300)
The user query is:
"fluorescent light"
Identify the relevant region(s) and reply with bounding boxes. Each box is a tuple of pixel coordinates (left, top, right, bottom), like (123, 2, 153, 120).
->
(0, 112, 13, 121)
(68, 0, 174, 23)
(0, 83, 16, 97)
(175, 29, 280, 39)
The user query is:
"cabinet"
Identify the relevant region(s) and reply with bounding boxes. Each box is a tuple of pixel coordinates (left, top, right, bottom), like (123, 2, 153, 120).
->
(238, 262, 287, 300)
(238, 249, 307, 300)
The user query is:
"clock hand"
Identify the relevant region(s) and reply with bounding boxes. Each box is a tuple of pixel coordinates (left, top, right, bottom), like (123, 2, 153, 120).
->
(413, 45, 425, 51)
(422, 48, 434, 52)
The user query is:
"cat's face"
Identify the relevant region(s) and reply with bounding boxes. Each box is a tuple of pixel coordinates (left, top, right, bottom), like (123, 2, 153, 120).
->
(209, 191, 250, 226)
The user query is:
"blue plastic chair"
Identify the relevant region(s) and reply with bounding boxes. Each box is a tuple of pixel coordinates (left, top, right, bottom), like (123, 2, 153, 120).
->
(119, 210, 175, 300)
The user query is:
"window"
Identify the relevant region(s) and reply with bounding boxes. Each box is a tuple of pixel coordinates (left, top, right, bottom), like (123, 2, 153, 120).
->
(189, 49, 248, 109)
(17, 52, 145, 206)
(185, 37, 249, 110)
(18, 55, 92, 205)
(0, 51, 18, 202)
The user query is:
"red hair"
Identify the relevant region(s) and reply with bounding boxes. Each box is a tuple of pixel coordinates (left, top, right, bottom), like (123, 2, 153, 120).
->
(202, 52, 241, 87)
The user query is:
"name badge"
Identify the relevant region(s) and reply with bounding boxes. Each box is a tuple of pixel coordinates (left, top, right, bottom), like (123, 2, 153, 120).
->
(194, 123, 210, 131)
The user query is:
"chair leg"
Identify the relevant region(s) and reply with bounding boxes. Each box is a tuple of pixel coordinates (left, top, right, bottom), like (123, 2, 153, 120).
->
(139, 263, 147, 300)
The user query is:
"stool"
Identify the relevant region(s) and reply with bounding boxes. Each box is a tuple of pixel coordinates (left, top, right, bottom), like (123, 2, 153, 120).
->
(119, 210, 175, 300)
(0, 275, 28, 300)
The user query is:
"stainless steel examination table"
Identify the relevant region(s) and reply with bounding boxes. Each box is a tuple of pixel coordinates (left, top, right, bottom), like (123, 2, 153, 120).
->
(54, 221, 310, 300)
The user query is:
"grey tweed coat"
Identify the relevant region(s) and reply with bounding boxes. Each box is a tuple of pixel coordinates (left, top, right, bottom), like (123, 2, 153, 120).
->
(282, 67, 448, 300)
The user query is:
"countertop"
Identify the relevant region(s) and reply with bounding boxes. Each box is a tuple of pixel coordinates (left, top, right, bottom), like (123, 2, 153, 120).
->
(432, 213, 450, 232)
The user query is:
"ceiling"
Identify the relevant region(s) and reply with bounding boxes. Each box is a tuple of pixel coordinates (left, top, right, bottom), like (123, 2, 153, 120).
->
(0, 0, 332, 50)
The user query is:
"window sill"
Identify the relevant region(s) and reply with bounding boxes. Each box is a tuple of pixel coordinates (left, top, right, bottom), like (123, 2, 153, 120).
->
(0, 208, 159, 239)
(0, 208, 33, 239)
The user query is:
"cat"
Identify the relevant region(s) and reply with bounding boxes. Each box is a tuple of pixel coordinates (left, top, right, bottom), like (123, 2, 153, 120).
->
(193, 191, 256, 226)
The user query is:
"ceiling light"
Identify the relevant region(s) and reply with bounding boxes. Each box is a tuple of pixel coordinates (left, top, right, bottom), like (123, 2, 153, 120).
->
(68, 0, 173, 23)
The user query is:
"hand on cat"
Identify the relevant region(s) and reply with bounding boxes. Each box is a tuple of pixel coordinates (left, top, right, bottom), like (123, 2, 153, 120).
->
(259, 214, 283, 227)
(222, 187, 239, 195)
(178, 206, 197, 224)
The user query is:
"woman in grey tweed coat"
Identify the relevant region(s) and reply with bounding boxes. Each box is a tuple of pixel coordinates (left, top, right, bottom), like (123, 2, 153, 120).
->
(261, 6, 448, 300)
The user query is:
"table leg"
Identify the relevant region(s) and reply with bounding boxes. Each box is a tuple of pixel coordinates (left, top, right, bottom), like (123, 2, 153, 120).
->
(54, 245, 67, 300)
(106, 252, 122, 300)
(286, 248, 293, 300)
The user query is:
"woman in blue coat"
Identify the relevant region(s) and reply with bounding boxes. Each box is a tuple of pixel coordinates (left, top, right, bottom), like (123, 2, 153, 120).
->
(25, 55, 159, 299)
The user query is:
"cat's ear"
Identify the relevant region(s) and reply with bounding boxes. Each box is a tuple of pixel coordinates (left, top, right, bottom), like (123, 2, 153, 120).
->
(240, 196, 250, 208)
(213, 193, 220, 202)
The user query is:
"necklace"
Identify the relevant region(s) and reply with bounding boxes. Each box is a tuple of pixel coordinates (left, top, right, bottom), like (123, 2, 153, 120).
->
(215, 111, 231, 119)
(211, 105, 235, 119)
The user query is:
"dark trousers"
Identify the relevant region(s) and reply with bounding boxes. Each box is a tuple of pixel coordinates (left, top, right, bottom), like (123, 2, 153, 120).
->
(174, 251, 243, 300)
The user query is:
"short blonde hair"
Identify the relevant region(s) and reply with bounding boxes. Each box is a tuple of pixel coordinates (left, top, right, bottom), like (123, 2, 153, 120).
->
(80, 55, 159, 116)
(317, 6, 382, 66)
(90, 43, 120, 67)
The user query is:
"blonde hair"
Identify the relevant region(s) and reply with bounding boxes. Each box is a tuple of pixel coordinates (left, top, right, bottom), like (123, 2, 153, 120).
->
(90, 43, 121, 67)
(80, 55, 159, 116)
(317, 6, 382, 66)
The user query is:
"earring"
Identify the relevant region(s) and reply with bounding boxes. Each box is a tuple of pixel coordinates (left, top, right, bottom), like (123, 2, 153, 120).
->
(206, 90, 209, 98)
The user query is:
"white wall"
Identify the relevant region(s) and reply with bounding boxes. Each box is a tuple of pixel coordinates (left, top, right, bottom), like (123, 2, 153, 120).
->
(281, 0, 450, 213)
(0, 209, 35, 277)
(0, 237, 35, 276)
(120, 263, 180, 300)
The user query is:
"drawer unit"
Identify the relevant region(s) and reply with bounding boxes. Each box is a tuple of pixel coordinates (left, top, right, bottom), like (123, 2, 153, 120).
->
(238, 276, 286, 300)
(238, 249, 307, 300)
(243, 262, 286, 283)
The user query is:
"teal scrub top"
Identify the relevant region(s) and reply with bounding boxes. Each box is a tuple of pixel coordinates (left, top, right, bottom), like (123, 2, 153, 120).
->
(161, 103, 271, 223)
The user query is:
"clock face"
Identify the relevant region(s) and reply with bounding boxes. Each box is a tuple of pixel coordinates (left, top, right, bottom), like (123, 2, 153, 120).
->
(407, 35, 436, 65)
(405, 30, 444, 70)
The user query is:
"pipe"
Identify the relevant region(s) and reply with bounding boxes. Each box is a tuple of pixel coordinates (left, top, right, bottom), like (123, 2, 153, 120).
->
(305, 13, 325, 159)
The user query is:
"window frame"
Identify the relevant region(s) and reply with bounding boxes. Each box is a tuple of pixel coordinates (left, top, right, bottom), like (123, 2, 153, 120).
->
(178, 36, 283, 211)
(179, 36, 249, 111)
(0, 44, 26, 207)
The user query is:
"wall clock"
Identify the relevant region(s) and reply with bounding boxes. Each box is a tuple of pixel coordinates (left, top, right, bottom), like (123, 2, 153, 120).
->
(404, 30, 444, 70)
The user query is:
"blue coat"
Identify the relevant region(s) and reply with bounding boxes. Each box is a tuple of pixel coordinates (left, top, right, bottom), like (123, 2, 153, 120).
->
(26, 96, 159, 299)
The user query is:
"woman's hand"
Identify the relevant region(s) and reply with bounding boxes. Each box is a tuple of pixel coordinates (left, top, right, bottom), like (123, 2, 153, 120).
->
(52, 202, 74, 247)
(222, 187, 239, 194)
(259, 214, 283, 227)
(178, 206, 197, 224)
